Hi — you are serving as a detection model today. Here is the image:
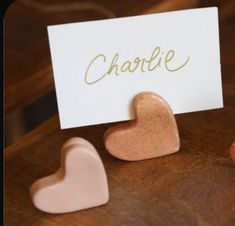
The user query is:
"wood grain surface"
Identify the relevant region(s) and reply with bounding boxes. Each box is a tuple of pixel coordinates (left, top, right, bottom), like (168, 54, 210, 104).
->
(4, 1, 235, 226)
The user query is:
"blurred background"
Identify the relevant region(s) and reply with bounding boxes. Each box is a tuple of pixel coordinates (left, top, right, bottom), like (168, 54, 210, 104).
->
(4, 0, 235, 147)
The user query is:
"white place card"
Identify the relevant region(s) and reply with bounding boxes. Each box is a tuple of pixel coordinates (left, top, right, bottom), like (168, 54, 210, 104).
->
(48, 7, 223, 129)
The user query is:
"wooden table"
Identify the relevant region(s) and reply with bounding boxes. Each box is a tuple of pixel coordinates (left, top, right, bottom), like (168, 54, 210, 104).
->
(4, 3, 235, 226)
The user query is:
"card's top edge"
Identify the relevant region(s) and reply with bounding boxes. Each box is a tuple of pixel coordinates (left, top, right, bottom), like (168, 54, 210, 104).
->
(47, 6, 218, 30)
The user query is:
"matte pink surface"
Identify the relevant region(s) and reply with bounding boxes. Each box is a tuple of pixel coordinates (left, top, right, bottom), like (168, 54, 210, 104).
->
(30, 137, 109, 214)
(104, 92, 180, 161)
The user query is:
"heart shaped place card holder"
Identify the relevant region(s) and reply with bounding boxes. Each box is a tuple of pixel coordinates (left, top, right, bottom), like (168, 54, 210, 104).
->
(104, 92, 180, 161)
(31, 91, 181, 214)
(31, 137, 109, 214)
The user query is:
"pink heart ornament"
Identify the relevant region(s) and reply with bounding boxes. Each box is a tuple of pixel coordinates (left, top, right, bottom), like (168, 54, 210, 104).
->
(30, 137, 109, 214)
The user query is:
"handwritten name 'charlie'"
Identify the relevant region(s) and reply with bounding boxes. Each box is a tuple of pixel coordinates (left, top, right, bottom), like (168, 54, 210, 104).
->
(85, 46, 190, 85)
